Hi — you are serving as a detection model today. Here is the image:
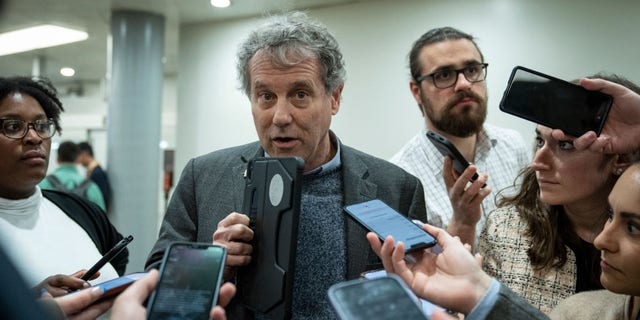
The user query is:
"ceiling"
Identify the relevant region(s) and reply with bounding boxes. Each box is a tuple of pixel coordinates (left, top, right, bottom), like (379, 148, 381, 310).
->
(0, 0, 377, 87)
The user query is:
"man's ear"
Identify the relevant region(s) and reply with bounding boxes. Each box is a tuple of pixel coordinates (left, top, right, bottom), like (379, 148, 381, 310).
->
(330, 84, 343, 116)
(409, 80, 425, 116)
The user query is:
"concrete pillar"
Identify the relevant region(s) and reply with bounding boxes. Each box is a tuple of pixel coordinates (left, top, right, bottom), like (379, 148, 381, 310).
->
(108, 10, 164, 272)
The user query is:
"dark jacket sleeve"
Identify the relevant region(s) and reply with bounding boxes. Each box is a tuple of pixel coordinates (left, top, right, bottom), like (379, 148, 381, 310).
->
(486, 283, 549, 320)
(42, 190, 128, 275)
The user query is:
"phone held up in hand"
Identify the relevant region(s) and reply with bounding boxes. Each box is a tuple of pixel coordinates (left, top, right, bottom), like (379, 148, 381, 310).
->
(328, 275, 429, 320)
(90, 272, 147, 302)
(499, 65, 612, 137)
(146, 242, 226, 320)
(426, 130, 484, 187)
(81, 235, 133, 281)
(344, 199, 436, 253)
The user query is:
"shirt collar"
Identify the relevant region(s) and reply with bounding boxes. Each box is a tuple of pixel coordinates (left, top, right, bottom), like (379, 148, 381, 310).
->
(263, 131, 342, 175)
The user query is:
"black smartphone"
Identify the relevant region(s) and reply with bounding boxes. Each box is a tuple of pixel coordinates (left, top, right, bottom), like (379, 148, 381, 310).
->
(344, 199, 436, 253)
(328, 275, 429, 320)
(499, 65, 612, 137)
(81, 235, 133, 281)
(426, 130, 482, 185)
(146, 242, 226, 320)
(90, 272, 147, 302)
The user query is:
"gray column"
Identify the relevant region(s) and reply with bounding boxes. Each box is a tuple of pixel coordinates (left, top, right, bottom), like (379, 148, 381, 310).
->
(108, 10, 164, 272)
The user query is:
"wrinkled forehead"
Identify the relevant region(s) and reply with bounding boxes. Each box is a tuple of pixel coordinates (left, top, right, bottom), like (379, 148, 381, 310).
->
(252, 46, 316, 69)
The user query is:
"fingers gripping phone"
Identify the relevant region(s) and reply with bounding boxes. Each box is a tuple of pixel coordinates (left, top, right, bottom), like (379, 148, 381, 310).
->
(146, 242, 226, 320)
(344, 199, 436, 253)
(328, 275, 429, 320)
(426, 130, 483, 186)
(90, 272, 147, 302)
(499, 65, 612, 137)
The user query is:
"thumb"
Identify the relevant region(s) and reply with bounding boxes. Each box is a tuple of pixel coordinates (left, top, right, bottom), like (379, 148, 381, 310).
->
(117, 270, 159, 303)
(40, 288, 53, 299)
(475, 253, 483, 266)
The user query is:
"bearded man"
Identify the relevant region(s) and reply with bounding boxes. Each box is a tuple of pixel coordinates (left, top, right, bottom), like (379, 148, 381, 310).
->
(391, 27, 529, 247)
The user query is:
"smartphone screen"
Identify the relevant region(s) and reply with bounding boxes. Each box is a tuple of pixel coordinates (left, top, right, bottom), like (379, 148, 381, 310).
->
(344, 199, 436, 253)
(426, 130, 481, 184)
(328, 275, 429, 320)
(147, 243, 226, 320)
(499, 65, 612, 137)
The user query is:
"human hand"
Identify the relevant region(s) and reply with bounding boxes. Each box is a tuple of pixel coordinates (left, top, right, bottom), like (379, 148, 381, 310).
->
(443, 157, 491, 246)
(109, 270, 158, 319)
(552, 77, 640, 154)
(212, 212, 254, 280)
(110, 269, 237, 320)
(209, 282, 237, 320)
(33, 269, 95, 297)
(368, 224, 492, 314)
(41, 284, 112, 320)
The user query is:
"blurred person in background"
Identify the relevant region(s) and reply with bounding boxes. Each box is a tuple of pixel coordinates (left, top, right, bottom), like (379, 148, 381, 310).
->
(40, 140, 106, 211)
(77, 141, 112, 212)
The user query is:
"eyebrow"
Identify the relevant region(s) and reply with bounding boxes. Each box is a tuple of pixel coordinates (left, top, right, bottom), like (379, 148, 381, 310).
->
(252, 81, 269, 92)
(620, 212, 640, 220)
(290, 80, 315, 91)
(432, 60, 482, 72)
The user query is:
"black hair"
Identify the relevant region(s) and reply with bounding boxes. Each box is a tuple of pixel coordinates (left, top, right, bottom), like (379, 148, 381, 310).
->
(77, 141, 94, 157)
(0, 77, 64, 134)
(57, 141, 79, 162)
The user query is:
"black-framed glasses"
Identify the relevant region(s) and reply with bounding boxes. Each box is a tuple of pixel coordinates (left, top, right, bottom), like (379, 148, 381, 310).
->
(0, 118, 56, 139)
(416, 63, 489, 89)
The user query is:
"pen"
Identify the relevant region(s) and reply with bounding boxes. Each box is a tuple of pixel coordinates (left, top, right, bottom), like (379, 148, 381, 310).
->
(81, 235, 134, 281)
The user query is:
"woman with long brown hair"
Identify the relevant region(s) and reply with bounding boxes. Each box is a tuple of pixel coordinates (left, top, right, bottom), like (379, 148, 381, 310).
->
(478, 74, 640, 313)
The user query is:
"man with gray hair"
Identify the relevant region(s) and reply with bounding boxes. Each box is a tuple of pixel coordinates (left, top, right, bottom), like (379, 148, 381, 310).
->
(146, 12, 427, 318)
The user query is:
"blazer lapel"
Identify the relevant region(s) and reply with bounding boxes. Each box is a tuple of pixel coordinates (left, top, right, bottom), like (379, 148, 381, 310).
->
(341, 146, 378, 279)
(230, 145, 265, 211)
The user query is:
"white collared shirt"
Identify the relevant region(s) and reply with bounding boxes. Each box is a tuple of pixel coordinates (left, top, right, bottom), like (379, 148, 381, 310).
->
(390, 124, 530, 238)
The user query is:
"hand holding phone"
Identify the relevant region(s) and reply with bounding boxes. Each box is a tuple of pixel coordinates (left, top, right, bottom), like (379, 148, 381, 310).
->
(146, 242, 226, 320)
(90, 272, 147, 302)
(344, 199, 436, 253)
(499, 66, 612, 136)
(426, 130, 484, 187)
(328, 275, 429, 320)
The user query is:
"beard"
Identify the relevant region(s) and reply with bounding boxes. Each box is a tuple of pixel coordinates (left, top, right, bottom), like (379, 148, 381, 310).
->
(423, 91, 487, 138)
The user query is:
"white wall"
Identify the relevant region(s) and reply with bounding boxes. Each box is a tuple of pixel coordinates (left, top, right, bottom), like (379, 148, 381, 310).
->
(175, 0, 640, 180)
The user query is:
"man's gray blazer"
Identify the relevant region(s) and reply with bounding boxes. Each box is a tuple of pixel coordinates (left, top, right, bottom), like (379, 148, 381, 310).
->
(145, 141, 427, 279)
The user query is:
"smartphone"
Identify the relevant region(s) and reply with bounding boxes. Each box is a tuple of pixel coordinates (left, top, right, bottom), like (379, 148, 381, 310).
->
(344, 199, 436, 253)
(146, 242, 227, 320)
(90, 272, 147, 302)
(426, 130, 482, 186)
(328, 275, 429, 320)
(81, 235, 133, 281)
(499, 65, 612, 137)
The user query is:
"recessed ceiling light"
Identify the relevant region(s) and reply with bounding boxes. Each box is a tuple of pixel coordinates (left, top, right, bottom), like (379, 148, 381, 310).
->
(0, 24, 89, 56)
(60, 67, 76, 77)
(210, 0, 230, 8)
